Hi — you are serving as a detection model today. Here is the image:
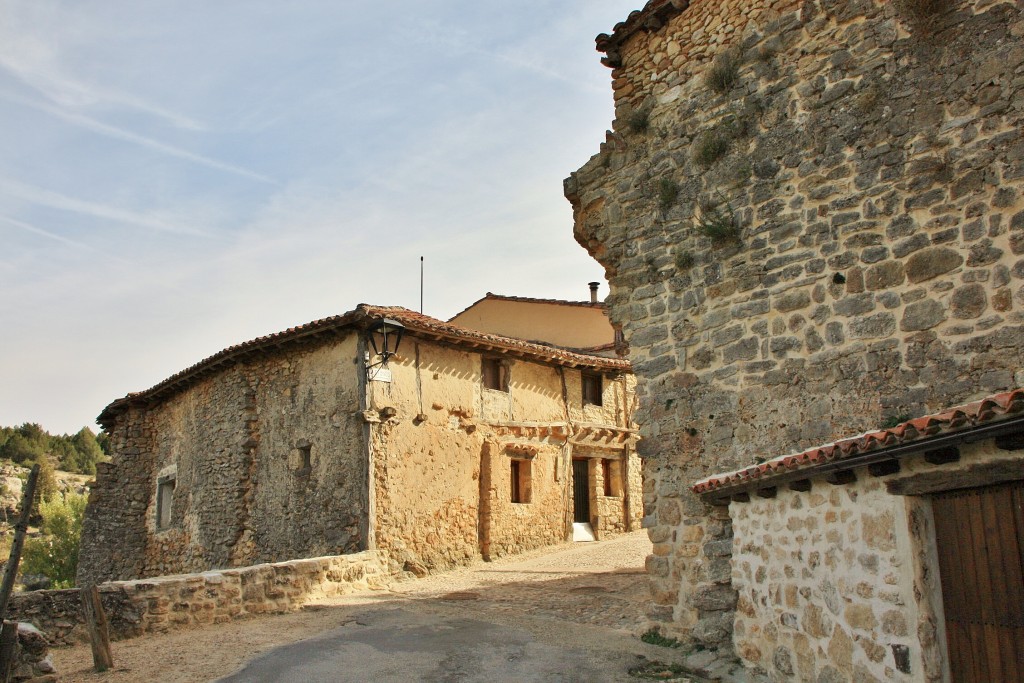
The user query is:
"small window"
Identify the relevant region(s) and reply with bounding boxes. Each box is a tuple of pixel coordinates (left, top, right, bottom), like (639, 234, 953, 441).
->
(602, 459, 623, 497)
(299, 444, 312, 470)
(156, 476, 175, 530)
(582, 372, 603, 406)
(483, 358, 508, 392)
(510, 459, 531, 503)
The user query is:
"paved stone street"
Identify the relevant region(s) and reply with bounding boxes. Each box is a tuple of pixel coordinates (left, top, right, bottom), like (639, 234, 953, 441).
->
(56, 532, 753, 682)
(218, 532, 683, 682)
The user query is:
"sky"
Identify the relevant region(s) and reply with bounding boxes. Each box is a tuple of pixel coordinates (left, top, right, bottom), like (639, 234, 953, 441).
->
(0, 0, 643, 434)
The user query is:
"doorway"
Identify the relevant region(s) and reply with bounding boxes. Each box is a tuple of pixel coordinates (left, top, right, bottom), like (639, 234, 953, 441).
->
(931, 480, 1024, 681)
(572, 459, 590, 524)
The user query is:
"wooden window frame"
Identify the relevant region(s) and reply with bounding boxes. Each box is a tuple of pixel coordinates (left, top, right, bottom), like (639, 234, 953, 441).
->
(510, 459, 532, 504)
(582, 372, 603, 406)
(483, 358, 509, 392)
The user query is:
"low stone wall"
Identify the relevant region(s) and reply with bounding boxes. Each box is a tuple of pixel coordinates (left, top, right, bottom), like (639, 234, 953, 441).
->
(8, 551, 389, 646)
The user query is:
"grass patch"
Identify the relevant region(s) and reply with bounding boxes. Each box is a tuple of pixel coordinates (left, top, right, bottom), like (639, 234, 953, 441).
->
(658, 178, 680, 211)
(628, 661, 689, 680)
(881, 414, 912, 429)
(692, 131, 729, 167)
(705, 49, 741, 94)
(640, 628, 681, 648)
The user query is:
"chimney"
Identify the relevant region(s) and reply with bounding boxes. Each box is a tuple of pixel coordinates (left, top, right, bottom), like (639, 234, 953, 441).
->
(588, 282, 600, 303)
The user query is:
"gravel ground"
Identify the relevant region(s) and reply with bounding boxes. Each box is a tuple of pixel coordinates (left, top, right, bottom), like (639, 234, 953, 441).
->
(52, 532, 657, 683)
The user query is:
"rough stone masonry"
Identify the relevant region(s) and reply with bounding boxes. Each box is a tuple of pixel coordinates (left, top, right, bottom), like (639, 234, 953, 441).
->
(565, 0, 1024, 650)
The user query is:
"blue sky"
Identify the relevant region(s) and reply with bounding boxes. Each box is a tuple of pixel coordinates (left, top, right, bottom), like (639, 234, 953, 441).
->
(0, 1, 641, 434)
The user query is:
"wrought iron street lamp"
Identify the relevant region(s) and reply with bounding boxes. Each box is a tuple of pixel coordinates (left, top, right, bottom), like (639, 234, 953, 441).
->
(366, 318, 405, 379)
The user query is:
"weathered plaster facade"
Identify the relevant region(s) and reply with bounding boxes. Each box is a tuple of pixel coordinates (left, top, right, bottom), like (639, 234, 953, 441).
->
(80, 303, 641, 584)
(566, 0, 1024, 651)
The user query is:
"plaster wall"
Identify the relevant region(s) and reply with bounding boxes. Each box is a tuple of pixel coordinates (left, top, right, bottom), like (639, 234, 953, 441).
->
(450, 299, 615, 349)
(366, 339, 640, 572)
(567, 0, 1024, 647)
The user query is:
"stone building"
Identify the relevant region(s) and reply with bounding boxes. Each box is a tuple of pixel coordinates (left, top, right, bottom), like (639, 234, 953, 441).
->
(79, 300, 641, 584)
(564, 0, 1024, 680)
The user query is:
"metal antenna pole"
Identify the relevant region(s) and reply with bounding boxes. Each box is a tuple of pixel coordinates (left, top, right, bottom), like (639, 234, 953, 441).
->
(420, 256, 424, 314)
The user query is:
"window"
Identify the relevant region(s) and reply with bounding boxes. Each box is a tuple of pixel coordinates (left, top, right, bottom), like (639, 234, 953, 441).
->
(582, 372, 603, 406)
(483, 358, 508, 391)
(602, 459, 623, 497)
(156, 475, 175, 530)
(299, 444, 312, 470)
(510, 459, 531, 503)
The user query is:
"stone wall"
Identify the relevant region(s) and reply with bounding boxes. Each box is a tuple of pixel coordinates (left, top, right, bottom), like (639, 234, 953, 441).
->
(79, 333, 369, 583)
(14, 551, 388, 646)
(729, 439, 1021, 682)
(566, 0, 1024, 648)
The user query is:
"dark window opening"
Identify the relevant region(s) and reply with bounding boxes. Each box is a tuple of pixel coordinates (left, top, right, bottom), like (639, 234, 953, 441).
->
(603, 459, 612, 496)
(483, 358, 508, 392)
(299, 444, 312, 470)
(582, 373, 603, 406)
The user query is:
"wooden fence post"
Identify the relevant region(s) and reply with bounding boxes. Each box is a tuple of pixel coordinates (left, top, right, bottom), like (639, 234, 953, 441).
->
(81, 585, 113, 672)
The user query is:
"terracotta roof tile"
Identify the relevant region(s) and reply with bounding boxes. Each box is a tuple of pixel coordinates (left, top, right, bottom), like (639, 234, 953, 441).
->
(692, 389, 1024, 496)
(99, 303, 631, 427)
(595, 0, 687, 67)
(447, 292, 605, 321)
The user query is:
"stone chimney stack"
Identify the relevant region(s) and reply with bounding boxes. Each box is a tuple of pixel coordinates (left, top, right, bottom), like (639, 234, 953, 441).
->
(588, 282, 599, 303)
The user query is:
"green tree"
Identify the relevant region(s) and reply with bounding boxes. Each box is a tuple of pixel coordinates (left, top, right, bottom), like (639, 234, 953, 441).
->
(69, 427, 106, 475)
(22, 492, 87, 589)
(0, 433, 45, 464)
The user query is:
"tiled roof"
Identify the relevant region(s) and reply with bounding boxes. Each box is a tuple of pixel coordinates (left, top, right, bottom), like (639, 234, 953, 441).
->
(692, 389, 1024, 498)
(595, 0, 687, 67)
(98, 304, 631, 427)
(448, 292, 605, 321)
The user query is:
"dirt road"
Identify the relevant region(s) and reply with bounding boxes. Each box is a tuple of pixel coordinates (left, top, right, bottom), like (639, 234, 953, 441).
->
(52, 533, 675, 682)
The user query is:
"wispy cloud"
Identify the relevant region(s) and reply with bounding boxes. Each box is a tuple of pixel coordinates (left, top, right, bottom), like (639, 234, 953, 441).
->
(0, 178, 212, 237)
(0, 2, 206, 131)
(0, 89, 276, 185)
(0, 213, 96, 251)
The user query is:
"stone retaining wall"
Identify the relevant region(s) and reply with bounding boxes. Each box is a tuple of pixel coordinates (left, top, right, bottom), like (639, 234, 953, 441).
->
(9, 551, 389, 646)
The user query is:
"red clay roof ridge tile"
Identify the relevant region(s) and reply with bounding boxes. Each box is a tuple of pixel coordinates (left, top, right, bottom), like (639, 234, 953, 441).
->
(99, 303, 630, 428)
(692, 388, 1024, 496)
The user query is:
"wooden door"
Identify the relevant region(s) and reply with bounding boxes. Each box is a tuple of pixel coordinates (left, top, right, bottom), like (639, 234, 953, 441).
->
(931, 480, 1024, 682)
(572, 459, 590, 524)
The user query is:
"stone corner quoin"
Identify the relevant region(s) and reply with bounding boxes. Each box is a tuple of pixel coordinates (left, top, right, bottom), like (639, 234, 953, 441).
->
(565, 0, 1024, 662)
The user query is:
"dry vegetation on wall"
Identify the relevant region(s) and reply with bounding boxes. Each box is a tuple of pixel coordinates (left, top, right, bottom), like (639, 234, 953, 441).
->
(567, 0, 1024, 655)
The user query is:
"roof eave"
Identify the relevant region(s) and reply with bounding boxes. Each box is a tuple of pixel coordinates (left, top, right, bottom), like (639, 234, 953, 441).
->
(696, 412, 1024, 505)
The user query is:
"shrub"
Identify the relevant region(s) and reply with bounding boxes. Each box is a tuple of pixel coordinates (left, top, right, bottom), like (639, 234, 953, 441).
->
(658, 178, 680, 211)
(705, 50, 741, 94)
(674, 250, 695, 271)
(627, 107, 651, 133)
(692, 132, 729, 167)
(696, 196, 740, 244)
(893, 0, 955, 32)
(22, 492, 87, 589)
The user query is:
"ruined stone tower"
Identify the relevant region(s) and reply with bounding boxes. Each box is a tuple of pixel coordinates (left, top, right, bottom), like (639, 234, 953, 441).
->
(566, 0, 1024, 652)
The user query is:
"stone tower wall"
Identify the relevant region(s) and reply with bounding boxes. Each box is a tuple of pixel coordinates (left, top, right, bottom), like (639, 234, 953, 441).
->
(566, 0, 1024, 647)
